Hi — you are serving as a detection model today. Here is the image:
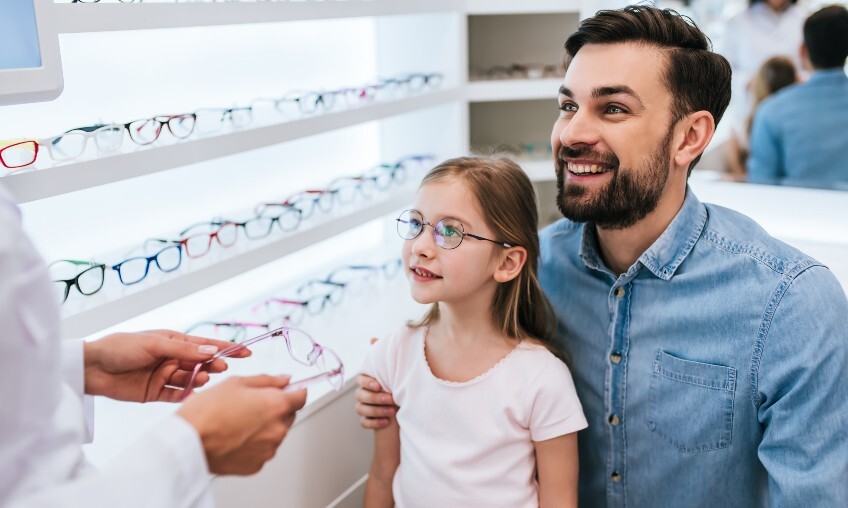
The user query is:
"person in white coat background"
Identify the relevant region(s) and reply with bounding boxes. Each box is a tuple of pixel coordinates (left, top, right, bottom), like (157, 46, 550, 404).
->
(0, 184, 308, 508)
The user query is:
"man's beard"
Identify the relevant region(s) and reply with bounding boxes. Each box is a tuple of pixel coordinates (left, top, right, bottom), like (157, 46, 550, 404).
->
(555, 128, 673, 230)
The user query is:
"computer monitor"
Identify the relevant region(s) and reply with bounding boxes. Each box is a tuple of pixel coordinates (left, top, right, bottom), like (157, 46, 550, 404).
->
(0, 0, 64, 106)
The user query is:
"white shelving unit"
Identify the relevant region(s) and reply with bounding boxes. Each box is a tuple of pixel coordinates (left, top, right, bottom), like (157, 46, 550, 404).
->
(467, 77, 561, 102)
(60, 187, 416, 338)
(465, 0, 581, 15)
(55, 0, 462, 33)
(5, 88, 461, 203)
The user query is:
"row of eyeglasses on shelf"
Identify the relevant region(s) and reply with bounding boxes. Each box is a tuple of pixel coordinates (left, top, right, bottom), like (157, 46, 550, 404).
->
(187, 257, 401, 343)
(50, 155, 431, 304)
(471, 140, 553, 159)
(469, 62, 564, 81)
(0, 72, 443, 172)
(180, 258, 402, 395)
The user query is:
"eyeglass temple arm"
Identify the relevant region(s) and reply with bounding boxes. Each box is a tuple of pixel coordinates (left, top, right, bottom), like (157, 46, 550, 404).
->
(283, 368, 344, 392)
(207, 328, 286, 362)
(464, 232, 512, 249)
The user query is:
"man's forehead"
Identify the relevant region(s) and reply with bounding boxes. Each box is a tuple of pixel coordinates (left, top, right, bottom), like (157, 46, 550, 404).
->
(562, 42, 667, 98)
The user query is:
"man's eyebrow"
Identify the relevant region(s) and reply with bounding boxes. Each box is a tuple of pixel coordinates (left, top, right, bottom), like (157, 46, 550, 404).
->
(559, 85, 645, 108)
(593, 85, 644, 108)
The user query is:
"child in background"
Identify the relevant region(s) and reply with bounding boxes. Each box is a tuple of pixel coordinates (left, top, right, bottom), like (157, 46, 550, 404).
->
(362, 157, 586, 508)
(724, 56, 798, 179)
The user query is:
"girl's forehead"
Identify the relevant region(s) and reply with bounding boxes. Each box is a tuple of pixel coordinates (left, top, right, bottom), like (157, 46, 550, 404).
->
(414, 178, 484, 220)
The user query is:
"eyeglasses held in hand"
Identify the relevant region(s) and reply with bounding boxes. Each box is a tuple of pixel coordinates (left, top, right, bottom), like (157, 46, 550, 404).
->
(181, 326, 344, 400)
(48, 259, 106, 304)
(396, 209, 513, 250)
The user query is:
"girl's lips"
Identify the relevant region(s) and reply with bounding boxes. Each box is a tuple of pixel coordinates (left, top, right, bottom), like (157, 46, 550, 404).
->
(410, 266, 442, 281)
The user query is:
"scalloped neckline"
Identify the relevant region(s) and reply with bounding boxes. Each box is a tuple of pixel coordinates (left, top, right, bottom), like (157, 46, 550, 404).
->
(420, 326, 522, 386)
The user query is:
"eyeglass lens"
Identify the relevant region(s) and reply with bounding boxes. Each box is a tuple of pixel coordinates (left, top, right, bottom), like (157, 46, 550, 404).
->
(396, 209, 464, 249)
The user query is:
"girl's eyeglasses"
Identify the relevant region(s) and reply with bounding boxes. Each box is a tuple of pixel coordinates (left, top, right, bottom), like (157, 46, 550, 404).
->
(181, 326, 344, 400)
(396, 209, 513, 250)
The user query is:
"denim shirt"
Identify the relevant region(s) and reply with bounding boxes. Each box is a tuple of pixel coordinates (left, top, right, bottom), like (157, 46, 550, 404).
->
(748, 68, 848, 190)
(539, 188, 848, 508)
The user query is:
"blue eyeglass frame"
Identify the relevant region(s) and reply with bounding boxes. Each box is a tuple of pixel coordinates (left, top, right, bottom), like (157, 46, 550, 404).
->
(111, 244, 183, 285)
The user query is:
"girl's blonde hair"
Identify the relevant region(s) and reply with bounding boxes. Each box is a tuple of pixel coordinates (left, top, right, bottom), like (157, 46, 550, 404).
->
(409, 157, 562, 359)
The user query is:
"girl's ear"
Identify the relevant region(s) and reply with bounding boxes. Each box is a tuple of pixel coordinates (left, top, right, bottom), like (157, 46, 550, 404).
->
(494, 246, 527, 283)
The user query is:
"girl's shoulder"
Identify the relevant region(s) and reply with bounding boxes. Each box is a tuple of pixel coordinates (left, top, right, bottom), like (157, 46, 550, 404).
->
(508, 338, 570, 376)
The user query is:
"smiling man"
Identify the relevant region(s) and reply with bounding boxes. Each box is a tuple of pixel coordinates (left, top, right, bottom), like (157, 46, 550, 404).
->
(539, 5, 848, 507)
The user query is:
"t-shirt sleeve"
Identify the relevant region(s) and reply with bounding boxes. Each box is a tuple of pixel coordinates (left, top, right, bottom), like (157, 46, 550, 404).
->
(526, 354, 588, 442)
(359, 327, 404, 393)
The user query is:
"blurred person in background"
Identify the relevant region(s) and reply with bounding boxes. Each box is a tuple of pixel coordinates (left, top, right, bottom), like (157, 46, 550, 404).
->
(748, 5, 848, 188)
(723, 56, 798, 179)
(722, 0, 806, 117)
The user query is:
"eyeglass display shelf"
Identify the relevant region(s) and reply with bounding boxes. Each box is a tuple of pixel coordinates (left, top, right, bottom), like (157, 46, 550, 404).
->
(467, 78, 561, 103)
(54, 0, 463, 34)
(464, 0, 580, 15)
(4, 88, 461, 204)
(60, 189, 415, 339)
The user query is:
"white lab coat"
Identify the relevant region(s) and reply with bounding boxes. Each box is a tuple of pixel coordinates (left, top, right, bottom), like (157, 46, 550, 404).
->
(0, 184, 213, 508)
(721, 2, 807, 117)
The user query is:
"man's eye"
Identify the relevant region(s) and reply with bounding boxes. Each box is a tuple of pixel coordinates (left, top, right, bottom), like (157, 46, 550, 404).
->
(559, 102, 577, 112)
(606, 105, 625, 114)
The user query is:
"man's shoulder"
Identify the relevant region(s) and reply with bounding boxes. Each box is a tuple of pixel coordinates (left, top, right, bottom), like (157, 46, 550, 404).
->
(700, 203, 821, 275)
(757, 82, 807, 118)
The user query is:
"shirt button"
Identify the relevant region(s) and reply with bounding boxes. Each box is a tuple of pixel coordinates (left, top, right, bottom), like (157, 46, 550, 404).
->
(611, 472, 622, 483)
(609, 415, 620, 426)
(610, 352, 622, 364)
(614, 287, 625, 298)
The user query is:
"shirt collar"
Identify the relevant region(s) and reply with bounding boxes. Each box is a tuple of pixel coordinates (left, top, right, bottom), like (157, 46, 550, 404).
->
(578, 186, 707, 281)
(808, 68, 848, 84)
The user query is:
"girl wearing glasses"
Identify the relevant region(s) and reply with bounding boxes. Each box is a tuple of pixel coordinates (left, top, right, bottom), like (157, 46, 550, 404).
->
(361, 157, 586, 507)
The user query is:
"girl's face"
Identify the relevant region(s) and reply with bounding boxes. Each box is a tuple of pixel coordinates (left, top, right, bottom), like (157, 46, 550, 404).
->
(402, 178, 503, 307)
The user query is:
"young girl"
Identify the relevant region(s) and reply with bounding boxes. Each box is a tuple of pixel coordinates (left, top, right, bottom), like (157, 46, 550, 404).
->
(361, 157, 587, 508)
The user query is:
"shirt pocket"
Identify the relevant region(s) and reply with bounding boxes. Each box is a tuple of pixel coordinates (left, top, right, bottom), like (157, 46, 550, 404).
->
(647, 349, 736, 453)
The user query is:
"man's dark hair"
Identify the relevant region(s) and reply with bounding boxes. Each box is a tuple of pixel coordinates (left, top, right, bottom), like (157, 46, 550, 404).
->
(564, 5, 732, 175)
(804, 5, 848, 69)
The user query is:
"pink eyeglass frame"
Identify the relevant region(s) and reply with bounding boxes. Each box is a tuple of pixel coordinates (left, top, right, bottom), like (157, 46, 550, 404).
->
(180, 326, 344, 401)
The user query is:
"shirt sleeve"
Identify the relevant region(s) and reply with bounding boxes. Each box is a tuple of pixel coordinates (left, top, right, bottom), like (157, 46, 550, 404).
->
(747, 101, 784, 185)
(6, 414, 213, 508)
(756, 265, 848, 506)
(359, 327, 403, 393)
(526, 353, 588, 442)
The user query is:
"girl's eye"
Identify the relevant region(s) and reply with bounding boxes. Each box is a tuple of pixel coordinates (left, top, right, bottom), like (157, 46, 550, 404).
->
(442, 225, 459, 237)
(409, 219, 422, 230)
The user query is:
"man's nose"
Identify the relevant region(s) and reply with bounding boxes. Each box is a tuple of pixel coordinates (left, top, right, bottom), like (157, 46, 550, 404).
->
(555, 109, 601, 149)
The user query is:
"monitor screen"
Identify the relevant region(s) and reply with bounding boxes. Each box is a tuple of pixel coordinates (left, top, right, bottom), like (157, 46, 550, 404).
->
(0, 0, 63, 106)
(0, 1, 43, 70)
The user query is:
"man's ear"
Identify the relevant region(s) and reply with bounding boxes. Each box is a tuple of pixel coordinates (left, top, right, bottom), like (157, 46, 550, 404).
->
(494, 246, 527, 283)
(673, 111, 715, 170)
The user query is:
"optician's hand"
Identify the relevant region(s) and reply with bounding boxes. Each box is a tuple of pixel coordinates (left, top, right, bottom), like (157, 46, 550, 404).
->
(178, 374, 308, 475)
(83, 330, 250, 403)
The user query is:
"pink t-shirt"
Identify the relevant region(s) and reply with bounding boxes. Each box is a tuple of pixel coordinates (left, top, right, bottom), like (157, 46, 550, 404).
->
(362, 326, 588, 508)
